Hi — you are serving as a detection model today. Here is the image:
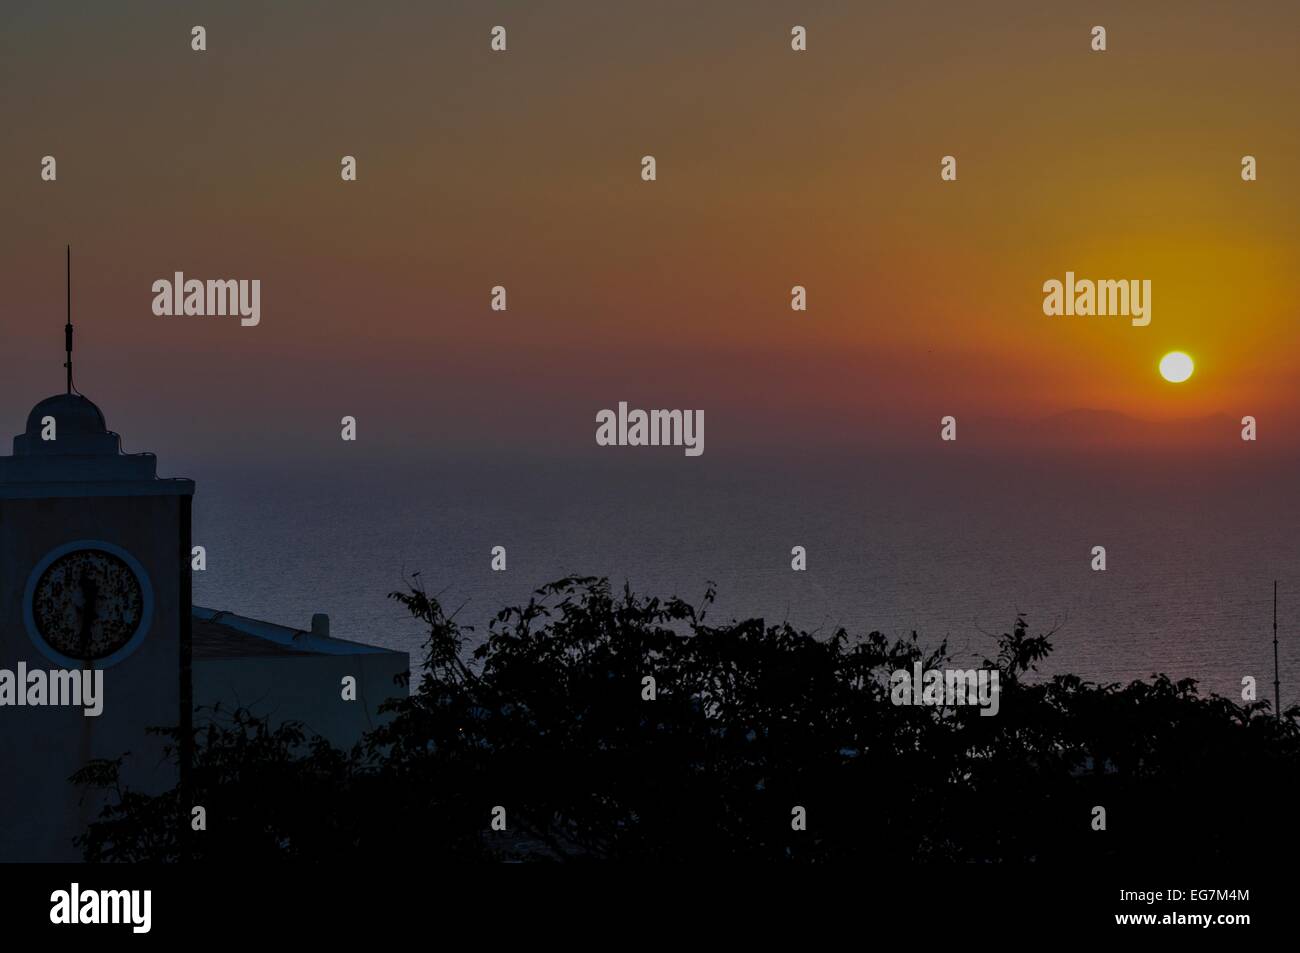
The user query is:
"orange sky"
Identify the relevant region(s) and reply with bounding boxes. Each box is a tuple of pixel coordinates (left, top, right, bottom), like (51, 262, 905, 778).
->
(3, 0, 1299, 459)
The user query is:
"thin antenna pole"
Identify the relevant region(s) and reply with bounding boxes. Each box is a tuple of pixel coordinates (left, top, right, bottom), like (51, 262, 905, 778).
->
(1274, 580, 1281, 721)
(64, 245, 73, 394)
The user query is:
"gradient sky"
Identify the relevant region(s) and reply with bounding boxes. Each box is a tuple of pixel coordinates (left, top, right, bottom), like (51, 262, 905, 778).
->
(3, 0, 1300, 462)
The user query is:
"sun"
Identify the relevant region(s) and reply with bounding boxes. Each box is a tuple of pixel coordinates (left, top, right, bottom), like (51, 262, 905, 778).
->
(1159, 351, 1194, 383)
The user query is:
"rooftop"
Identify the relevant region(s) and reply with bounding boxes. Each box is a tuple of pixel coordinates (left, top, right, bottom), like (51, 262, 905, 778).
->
(0, 392, 192, 495)
(192, 606, 406, 660)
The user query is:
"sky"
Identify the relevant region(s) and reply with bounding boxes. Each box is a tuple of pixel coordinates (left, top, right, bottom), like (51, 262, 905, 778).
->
(3, 0, 1300, 463)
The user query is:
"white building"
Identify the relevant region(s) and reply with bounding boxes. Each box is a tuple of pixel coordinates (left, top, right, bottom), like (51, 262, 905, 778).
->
(193, 605, 409, 748)
(1, 366, 407, 861)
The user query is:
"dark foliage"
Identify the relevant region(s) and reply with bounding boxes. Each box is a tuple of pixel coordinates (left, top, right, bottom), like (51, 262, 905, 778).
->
(74, 575, 1300, 861)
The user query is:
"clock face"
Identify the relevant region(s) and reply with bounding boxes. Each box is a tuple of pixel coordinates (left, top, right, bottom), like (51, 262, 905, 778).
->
(30, 548, 146, 662)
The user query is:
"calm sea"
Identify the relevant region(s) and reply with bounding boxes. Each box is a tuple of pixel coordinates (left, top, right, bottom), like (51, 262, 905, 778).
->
(190, 449, 1300, 708)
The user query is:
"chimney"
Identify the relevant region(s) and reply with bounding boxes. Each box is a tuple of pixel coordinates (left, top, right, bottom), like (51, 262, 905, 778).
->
(311, 613, 330, 638)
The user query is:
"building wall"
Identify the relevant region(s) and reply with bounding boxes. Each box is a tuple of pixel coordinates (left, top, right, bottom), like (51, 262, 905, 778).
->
(193, 651, 409, 750)
(0, 494, 185, 862)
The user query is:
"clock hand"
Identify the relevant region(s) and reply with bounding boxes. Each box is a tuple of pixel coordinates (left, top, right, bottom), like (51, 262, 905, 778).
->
(78, 572, 99, 657)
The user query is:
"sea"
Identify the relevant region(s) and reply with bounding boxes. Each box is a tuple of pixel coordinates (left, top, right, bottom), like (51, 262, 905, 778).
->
(190, 448, 1300, 708)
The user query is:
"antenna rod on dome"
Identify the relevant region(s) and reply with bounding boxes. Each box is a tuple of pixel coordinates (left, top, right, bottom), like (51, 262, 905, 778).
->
(64, 245, 72, 395)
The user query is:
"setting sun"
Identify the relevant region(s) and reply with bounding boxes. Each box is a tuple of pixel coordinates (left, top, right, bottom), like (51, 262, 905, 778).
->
(1159, 351, 1194, 383)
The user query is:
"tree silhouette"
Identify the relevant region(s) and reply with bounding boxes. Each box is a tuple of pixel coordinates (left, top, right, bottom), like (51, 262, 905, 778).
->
(74, 575, 1300, 862)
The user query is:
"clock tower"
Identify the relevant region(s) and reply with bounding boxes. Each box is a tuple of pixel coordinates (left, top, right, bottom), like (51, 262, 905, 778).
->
(0, 286, 194, 861)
